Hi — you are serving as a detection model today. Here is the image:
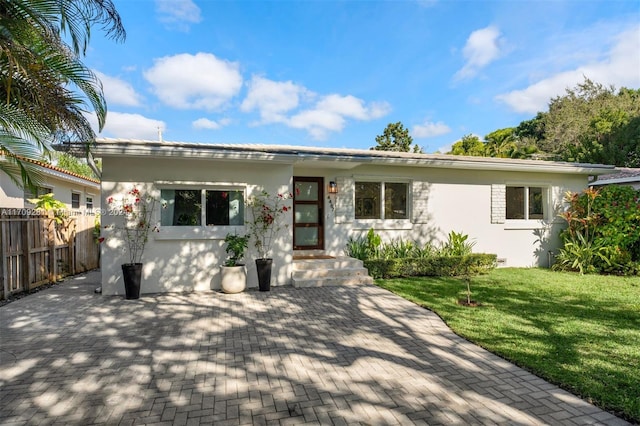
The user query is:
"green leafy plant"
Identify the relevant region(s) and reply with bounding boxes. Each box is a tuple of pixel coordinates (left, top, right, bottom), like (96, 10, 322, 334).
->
(223, 233, 249, 267)
(381, 238, 415, 259)
(553, 233, 609, 274)
(439, 231, 475, 256)
(29, 193, 67, 224)
(555, 186, 640, 275)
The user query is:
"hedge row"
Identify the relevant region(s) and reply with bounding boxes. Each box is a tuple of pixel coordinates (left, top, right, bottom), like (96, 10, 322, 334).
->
(363, 253, 498, 279)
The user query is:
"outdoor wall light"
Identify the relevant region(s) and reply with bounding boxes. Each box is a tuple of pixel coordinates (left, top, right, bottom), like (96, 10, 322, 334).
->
(327, 181, 338, 212)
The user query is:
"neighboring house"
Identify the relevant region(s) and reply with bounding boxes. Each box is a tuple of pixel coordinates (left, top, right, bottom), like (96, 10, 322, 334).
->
(91, 138, 615, 296)
(0, 156, 100, 212)
(589, 168, 640, 190)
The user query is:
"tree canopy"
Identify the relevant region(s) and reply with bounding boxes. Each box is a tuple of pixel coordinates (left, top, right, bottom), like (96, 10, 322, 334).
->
(448, 78, 639, 166)
(372, 122, 423, 153)
(0, 0, 125, 188)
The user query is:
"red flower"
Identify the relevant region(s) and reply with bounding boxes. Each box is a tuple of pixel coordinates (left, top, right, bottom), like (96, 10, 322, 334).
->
(98, 237, 105, 243)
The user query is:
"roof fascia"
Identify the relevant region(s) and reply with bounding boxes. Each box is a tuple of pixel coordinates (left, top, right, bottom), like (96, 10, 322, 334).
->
(90, 139, 616, 176)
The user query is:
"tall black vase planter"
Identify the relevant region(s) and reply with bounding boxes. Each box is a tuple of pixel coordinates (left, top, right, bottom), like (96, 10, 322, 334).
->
(122, 263, 143, 299)
(255, 258, 273, 292)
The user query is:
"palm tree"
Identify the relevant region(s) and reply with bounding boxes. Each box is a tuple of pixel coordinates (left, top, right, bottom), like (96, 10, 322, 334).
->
(0, 0, 125, 188)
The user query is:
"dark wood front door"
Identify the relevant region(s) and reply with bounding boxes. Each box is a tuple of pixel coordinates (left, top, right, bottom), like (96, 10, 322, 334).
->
(293, 177, 323, 250)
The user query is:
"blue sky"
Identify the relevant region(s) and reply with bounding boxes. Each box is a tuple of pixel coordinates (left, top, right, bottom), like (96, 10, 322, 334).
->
(85, 0, 640, 153)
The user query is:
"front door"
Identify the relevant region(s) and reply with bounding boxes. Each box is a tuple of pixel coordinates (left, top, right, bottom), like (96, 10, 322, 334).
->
(293, 177, 324, 250)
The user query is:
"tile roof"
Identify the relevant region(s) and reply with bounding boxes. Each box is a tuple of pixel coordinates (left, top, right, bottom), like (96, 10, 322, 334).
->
(17, 155, 100, 184)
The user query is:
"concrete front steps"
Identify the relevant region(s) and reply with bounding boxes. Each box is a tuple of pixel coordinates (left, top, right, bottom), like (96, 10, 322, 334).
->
(292, 254, 373, 288)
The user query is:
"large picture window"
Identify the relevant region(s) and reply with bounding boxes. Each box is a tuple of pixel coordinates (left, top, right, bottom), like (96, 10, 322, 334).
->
(506, 186, 545, 220)
(355, 181, 408, 220)
(161, 189, 244, 226)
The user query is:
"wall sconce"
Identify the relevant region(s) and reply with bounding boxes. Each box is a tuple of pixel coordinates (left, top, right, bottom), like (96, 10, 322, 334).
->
(327, 181, 338, 211)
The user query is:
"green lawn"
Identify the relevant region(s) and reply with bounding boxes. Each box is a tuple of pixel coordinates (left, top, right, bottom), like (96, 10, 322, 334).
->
(375, 268, 640, 423)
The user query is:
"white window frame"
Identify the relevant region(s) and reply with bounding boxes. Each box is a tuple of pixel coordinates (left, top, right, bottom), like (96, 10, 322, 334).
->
(353, 178, 412, 230)
(504, 184, 550, 229)
(71, 192, 81, 209)
(86, 195, 94, 211)
(155, 182, 246, 240)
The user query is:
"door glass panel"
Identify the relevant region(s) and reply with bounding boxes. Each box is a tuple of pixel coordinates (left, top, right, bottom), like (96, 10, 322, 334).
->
(295, 205, 319, 224)
(294, 228, 318, 246)
(295, 182, 318, 201)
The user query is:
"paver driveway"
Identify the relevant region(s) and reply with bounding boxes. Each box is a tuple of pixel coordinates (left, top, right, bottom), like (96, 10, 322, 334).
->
(0, 270, 629, 425)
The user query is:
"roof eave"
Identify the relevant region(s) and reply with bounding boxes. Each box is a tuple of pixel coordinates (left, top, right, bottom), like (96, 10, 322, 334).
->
(88, 139, 616, 176)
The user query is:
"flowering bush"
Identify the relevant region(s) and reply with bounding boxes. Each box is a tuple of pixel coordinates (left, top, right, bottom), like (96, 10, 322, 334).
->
(247, 190, 292, 259)
(106, 186, 160, 264)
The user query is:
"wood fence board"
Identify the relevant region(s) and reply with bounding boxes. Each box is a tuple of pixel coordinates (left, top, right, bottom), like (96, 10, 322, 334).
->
(0, 210, 99, 299)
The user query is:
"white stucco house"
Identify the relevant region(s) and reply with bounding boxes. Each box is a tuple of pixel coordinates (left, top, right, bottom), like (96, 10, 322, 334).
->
(0, 156, 100, 212)
(91, 138, 614, 296)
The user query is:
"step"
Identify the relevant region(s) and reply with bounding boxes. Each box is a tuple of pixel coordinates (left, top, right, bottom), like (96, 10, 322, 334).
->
(291, 255, 373, 288)
(292, 267, 370, 280)
(292, 275, 374, 288)
(292, 257, 365, 271)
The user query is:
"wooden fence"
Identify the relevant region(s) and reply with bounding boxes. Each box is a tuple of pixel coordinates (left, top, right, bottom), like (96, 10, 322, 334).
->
(0, 209, 100, 300)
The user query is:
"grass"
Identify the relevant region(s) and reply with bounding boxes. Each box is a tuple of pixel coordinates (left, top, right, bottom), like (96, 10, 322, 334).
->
(375, 268, 640, 423)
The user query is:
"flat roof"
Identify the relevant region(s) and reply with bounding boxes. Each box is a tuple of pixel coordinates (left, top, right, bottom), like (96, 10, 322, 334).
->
(65, 138, 616, 176)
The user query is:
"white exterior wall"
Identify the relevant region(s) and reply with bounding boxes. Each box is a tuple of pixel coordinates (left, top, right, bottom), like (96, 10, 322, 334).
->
(0, 169, 100, 211)
(100, 155, 592, 296)
(0, 172, 25, 208)
(100, 157, 293, 296)
(294, 164, 588, 268)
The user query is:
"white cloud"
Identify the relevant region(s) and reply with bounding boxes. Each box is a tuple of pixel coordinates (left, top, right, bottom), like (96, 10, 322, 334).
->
(287, 95, 391, 140)
(454, 26, 504, 81)
(93, 112, 166, 140)
(495, 25, 640, 114)
(239, 76, 391, 140)
(155, 0, 201, 31)
(94, 71, 142, 107)
(412, 120, 451, 138)
(192, 117, 230, 130)
(241, 76, 307, 123)
(144, 53, 242, 111)
(288, 109, 346, 140)
(316, 95, 389, 120)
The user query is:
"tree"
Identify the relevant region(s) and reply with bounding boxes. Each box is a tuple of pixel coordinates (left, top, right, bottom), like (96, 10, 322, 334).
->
(372, 122, 423, 153)
(449, 134, 486, 156)
(0, 0, 125, 188)
(54, 152, 99, 179)
(484, 128, 516, 158)
(537, 78, 640, 166)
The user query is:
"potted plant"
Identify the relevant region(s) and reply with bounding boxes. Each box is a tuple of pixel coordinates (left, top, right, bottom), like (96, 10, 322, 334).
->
(105, 186, 159, 299)
(220, 233, 249, 293)
(247, 190, 292, 291)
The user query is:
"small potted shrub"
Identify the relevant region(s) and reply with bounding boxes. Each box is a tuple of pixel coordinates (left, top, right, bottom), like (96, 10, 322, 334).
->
(220, 233, 249, 293)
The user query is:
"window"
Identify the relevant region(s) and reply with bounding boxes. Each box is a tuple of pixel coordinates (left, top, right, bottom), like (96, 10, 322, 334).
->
(506, 186, 545, 220)
(86, 196, 94, 210)
(161, 189, 244, 226)
(355, 181, 408, 220)
(71, 192, 80, 209)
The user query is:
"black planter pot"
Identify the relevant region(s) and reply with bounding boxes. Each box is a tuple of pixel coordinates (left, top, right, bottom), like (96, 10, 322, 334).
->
(122, 263, 143, 299)
(255, 258, 273, 292)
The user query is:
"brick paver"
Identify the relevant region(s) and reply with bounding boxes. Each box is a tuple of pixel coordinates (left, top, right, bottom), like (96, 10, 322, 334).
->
(0, 270, 631, 425)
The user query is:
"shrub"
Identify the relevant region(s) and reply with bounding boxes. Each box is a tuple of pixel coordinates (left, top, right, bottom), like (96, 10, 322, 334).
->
(555, 186, 640, 275)
(364, 254, 497, 279)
